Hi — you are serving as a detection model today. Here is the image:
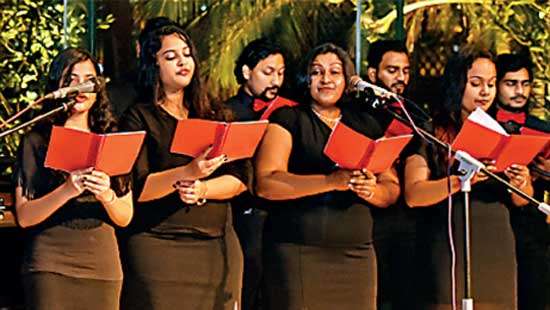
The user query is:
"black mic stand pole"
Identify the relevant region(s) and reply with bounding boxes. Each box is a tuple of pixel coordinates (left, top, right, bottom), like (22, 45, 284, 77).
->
(372, 97, 550, 310)
(0, 99, 76, 139)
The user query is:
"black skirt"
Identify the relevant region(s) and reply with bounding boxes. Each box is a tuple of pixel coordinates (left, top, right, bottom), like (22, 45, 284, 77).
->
(262, 242, 377, 310)
(120, 228, 243, 310)
(23, 272, 122, 310)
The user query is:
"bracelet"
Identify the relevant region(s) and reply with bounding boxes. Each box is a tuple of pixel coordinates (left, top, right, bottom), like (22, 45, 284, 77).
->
(364, 190, 375, 200)
(196, 182, 208, 206)
(101, 190, 117, 206)
(518, 179, 528, 189)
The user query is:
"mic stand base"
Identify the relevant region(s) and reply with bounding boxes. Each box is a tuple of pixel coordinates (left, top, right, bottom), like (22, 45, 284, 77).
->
(462, 298, 474, 310)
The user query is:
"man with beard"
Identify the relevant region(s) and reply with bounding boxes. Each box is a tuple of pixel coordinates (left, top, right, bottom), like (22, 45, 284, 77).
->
(225, 38, 285, 310)
(492, 53, 549, 310)
(365, 40, 419, 310)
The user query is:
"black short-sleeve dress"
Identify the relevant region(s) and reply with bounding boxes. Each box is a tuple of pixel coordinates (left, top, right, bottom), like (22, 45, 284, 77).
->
(118, 103, 245, 310)
(413, 128, 517, 309)
(261, 104, 384, 310)
(14, 129, 126, 310)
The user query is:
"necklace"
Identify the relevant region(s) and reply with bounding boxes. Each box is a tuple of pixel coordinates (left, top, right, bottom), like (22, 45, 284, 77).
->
(311, 107, 342, 127)
(160, 102, 188, 120)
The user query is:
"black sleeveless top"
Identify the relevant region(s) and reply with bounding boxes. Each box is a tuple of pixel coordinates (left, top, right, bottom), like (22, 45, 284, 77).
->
(265, 104, 385, 247)
(120, 103, 248, 237)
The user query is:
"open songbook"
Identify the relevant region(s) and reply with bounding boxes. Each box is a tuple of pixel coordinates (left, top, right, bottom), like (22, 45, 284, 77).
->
(44, 126, 146, 176)
(451, 108, 550, 171)
(170, 119, 268, 161)
(520, 127, 550, 159)
(323, 121, 413, 173)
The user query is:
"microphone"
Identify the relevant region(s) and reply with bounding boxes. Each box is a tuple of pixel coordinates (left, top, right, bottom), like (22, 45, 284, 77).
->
(349, 75, 399, 100)
(44, 79, 100, 100)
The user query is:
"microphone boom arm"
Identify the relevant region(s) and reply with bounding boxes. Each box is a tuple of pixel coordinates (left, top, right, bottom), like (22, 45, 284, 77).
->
(0, 100, 76, 139)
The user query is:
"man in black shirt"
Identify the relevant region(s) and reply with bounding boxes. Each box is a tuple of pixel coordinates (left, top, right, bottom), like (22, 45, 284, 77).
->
(226, 39, 285, 121)
(365, 40, 419, 310)
(494, 53, 549, 310)
(225, 38, 285, 310)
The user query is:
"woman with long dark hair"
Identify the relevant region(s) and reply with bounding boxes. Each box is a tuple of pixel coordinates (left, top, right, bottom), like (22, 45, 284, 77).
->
(255, 43, 400, 310)
(14, 48, 133, 310)
(404, 49, 532, 310)
(119, 21, 246, 309)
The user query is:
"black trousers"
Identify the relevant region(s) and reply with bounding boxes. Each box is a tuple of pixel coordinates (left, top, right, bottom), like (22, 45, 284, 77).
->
(373, 212, 419, 310)
(233, 208, 267, 310)
(510, 207, 550, 310)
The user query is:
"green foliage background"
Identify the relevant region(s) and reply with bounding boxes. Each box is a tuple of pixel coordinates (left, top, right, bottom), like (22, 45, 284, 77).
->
(0, 0, 112, 160)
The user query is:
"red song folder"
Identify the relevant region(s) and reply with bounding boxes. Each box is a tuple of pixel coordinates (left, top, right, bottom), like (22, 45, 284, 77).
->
(384, 118, 413, 137)
(520, 127, 550, 158)
(451, 108, 550, 171)
(323, 121, 413, 173)
(170, 119, 268, 161)
(44, 126, 146, 176)
(254, 96, 299, 120)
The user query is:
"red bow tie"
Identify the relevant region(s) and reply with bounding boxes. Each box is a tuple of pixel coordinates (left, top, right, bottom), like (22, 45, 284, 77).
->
(496, 108, 526, 125)
(253, 98, 271, 112)
(253, 96, 299, 120)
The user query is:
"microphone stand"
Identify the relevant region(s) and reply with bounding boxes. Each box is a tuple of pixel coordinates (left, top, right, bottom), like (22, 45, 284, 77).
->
(381, 105, 549, 211)
(369, 96, 550, 310)
(0, 97, 46, 130)
(0, 99, 76, 139)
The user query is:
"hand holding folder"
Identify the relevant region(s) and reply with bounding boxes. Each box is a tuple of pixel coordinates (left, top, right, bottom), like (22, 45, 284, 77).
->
(323, 121, 413, 174)
(170, 119, 268, 161)
(44, 126, 146, 176)
(451, 108, 550, 171)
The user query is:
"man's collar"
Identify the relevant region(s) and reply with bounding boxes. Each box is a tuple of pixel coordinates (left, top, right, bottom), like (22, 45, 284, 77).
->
(236, 87, 254, 105)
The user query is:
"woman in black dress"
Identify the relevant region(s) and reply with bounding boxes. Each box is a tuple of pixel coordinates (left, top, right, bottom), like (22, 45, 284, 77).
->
(404, 49, 532, 310)
(255, 43, 400, 310)
(14, 48, 134, 310)
(119, 22, 246, 310)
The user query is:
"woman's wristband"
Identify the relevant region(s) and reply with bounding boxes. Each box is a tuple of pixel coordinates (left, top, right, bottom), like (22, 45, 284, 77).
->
(100, 190, 117, 206)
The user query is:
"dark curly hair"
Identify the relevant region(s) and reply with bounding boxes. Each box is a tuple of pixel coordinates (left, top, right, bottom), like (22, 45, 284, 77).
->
(234, 38, 284, 85)
(433, 48, 495, 141)
(367, 40, 408, 70)
(38, 48, 116, 134)
(35, 47, 128, 195)
(295, 43, 356, 105)
(137, 23, 228, 120)
(496, 53, 533, 83)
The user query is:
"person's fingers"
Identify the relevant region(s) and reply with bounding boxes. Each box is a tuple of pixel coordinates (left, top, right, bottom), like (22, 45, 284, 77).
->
(361, 169, 376, 180)
(351, 185, 376, 193)
(71, 167, 94, 175)
(82, 174, 109, 186)
(197, 145, 214, 159)
(83, 180, 109, 193)
(203, 155, 226, 169)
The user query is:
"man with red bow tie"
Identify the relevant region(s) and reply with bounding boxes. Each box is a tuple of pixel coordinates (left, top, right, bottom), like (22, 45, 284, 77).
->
(492, 53, 550, 310)
(363, 40, 423, 310)
(224, 38, 286, 310)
